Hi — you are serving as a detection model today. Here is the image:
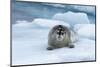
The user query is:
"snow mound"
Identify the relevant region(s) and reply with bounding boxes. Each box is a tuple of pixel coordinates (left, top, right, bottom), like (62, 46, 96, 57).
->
(33, 18, 70, 28)
(13, 19, 70, 29)
(75, 24, 95, 40)
(52, 11, 90, 25)
(14, 21, 31, 27)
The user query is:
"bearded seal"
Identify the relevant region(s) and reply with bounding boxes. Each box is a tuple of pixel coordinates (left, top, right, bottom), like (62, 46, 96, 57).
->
(47, 25, 74, 50)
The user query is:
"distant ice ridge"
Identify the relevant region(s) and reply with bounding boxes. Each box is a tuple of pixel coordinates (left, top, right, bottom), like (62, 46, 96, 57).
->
(14, 11, 91, 28)
(52, 11, 90, 25)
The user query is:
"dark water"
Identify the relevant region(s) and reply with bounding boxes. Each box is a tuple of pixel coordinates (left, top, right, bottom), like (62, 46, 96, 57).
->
(11, 0, 96, 24)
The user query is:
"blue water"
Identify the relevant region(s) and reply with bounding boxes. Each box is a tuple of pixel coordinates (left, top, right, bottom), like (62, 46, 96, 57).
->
(11, 0, 96, 24)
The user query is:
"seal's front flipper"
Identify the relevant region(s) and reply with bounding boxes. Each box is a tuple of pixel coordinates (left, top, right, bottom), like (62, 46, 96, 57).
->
(68, 44, 75, 48)
(47, 47, 54, 50)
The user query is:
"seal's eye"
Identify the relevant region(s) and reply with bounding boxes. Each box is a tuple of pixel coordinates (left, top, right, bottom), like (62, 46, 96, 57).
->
(57, 30, 59, 32)
(56, 30, 60, 34)
(61, 32, 64, 35)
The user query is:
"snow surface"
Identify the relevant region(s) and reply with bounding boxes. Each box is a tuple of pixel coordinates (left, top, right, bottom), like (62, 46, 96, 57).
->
(12, 18, 95, 65)
(74, 24, 95, 40)
(52, 11, 90, 25)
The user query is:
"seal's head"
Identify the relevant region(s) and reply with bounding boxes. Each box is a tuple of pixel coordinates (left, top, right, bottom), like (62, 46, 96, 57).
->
(55, 25, 66, 41)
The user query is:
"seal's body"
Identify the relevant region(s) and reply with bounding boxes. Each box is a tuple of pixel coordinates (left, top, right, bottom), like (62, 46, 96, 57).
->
(47, 25, 74, 50)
